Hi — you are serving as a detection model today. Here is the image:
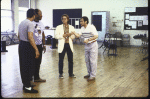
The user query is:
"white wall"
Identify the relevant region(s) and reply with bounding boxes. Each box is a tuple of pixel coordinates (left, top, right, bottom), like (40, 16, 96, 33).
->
(36, 0, 148, 46)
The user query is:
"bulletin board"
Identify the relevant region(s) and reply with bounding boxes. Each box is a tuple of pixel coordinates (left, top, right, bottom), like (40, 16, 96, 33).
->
(53, 9, 82, 28)
(124, 7, 148, 30)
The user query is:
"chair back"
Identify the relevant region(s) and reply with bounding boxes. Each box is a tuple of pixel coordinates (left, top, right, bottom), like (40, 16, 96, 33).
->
(111, 33, 117, 45)
(103, 39, 109, 47)
(115, 32, 122, 38)
(103, 33, 111, 48)
(105, 33, 111, 38)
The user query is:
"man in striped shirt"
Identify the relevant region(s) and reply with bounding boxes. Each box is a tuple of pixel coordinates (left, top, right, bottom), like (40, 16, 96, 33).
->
(73, 16, 98, 81)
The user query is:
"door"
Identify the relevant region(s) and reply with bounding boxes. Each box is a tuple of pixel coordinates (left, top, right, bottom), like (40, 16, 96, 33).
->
(91, 12, 107, 41)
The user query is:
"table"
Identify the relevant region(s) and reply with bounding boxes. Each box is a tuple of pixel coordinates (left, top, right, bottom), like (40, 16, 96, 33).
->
(141, 37, 148, 61)
(134, 37, 148, 53)
(44, 29, 57, 49)
(104, 38, 122, 40)
(134, 37, 148, 61)
(104, 38, 122, 56)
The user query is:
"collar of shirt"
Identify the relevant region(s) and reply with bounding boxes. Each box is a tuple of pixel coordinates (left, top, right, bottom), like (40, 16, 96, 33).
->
(82, 24, 90, 30)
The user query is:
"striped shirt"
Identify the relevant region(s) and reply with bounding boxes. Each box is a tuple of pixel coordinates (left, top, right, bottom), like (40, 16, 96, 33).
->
(79, 24, 98, 43)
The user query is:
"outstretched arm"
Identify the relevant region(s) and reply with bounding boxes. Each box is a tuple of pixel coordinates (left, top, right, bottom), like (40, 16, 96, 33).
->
(71, 31, 81, 38)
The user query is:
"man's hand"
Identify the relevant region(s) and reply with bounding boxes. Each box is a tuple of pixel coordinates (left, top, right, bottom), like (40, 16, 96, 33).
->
(71, 31, 80, 38)
(43, 46, 46, 53)
(70, 32, 74, 35)
(84, 39, 89, 44)
(63, 33, 73, 38)
(63, 34, 68, 38)
(35, 49, 40, 58)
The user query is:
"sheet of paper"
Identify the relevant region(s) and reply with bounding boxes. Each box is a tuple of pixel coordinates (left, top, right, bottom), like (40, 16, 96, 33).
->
(75, 20, 79, 25)
(125, 20, 129, 25)
(129, 21, 137, 29)
(143, 15, 148, 20)
(125, 7, 136, 12)
(132, 25, 136, 29)
(130, 16, 142, 20)
(138, 21, 142, 26)
(125, 14, 129, 19)
(143, 20, 148, 25)
(142, 15, 148, 25)
(128, 21, 131, 26)
(126, 27, 131, 29)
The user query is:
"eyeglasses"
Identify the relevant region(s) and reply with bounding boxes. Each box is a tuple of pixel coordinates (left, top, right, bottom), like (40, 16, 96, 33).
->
(62, 18, 67, 20)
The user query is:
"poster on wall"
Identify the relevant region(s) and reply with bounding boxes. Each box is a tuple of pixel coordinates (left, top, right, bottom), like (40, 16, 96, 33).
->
(129, 21, 136, 29)
(143, 20, 148, 25)
(125, 7, 136, 12)
(125, 14, 129, 19)
(143, 15, 148, 25)
(125, 20, 129, 25)
(138, 21, 142, 27)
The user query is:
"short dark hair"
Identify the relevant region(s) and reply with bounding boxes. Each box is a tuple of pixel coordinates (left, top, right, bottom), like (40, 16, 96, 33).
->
(61, 14, 70, 24)
(81, 16, 89, 24)
(27, 8, 35, 18)
(35, 9, 39, 15)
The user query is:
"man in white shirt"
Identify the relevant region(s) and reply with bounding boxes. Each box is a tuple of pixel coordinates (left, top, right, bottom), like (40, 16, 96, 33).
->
(32, 9, 46, 83)
(55, 14, 76, 78)
(73, 16, 98, 81)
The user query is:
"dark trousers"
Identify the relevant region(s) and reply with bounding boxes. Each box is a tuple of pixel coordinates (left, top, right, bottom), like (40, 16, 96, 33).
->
(59, 43, 73, 75)
(34, 44, 43, 80)
(19, 41, 35, 87)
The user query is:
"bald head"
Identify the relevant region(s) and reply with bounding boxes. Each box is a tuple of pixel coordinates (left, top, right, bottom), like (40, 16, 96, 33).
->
(34, 9, 42, 21)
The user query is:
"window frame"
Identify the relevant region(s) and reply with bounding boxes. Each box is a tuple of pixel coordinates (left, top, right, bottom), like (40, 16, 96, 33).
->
(1, 0, 14, 33)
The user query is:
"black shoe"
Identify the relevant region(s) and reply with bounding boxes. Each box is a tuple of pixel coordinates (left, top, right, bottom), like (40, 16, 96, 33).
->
(69, 74, 76, 78)
(59, 74, 64, 79)
(84, 74, 90, 78)
(23, 87, 38, 93)
(23, 85, 35, 90)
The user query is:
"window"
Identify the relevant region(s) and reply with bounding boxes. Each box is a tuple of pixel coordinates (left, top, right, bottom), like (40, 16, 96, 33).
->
(19, 0, 30, 24)
(1, 0, 13, 32)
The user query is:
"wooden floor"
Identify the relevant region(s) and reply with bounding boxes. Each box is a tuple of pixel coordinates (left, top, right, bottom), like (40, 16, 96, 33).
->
(1, 43, 149, 98)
